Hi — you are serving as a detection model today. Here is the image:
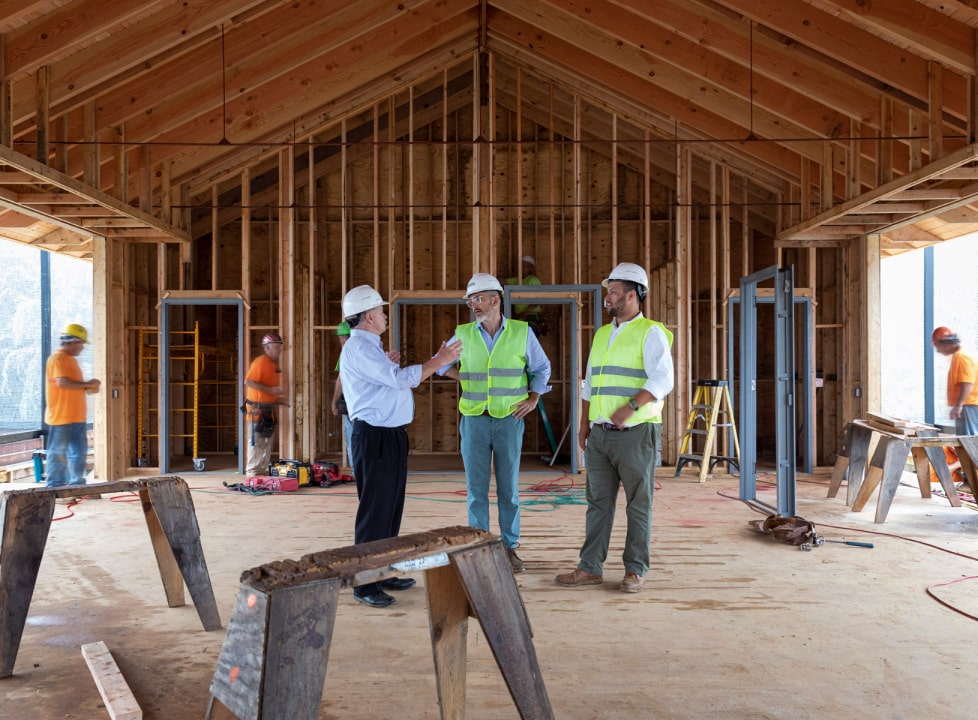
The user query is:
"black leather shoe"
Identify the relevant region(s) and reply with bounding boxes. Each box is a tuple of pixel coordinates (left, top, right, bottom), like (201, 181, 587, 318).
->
(354, 590, 396, 608)
(380, 577, 416, 591)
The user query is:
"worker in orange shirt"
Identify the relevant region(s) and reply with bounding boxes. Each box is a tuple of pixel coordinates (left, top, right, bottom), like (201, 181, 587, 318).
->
(45, 323, 100, 487)
(244, 332, 290, 476)
(932, 326, 978, 435)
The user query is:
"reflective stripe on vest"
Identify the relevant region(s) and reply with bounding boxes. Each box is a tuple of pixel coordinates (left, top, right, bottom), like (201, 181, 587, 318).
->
(588, 318, 673, 423)
(457, 320, 530, 417)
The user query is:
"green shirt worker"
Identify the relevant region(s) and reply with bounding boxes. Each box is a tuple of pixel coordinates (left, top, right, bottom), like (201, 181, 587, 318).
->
(505, 254, 543, 318)
(555, 262, 674, 594)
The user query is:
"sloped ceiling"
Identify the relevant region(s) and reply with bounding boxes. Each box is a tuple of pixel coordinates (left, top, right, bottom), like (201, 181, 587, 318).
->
(1, 0, 978, 258)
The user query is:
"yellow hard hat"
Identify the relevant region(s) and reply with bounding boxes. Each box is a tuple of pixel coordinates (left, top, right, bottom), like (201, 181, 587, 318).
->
(62, 323, 89, 343)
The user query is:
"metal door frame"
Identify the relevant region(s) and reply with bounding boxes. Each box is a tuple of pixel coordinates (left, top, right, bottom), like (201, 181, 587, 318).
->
(735, 265, 797, 516)
(160, 296, 245, 474)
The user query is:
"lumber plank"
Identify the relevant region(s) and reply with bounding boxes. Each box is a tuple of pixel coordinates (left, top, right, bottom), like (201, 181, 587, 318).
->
(865, 411, 910, 427)
(81, 641, 142, 720)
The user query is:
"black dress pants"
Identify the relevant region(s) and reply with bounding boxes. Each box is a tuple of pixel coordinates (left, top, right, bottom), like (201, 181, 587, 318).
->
(350, 420, 408, 597)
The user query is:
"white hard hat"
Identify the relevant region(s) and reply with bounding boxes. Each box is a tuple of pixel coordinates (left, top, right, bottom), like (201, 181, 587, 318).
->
(342, 285, 387, 318)
(465, 273, 504, 298)
(602, 262, 649, 291)
(521, 255, 535, 266)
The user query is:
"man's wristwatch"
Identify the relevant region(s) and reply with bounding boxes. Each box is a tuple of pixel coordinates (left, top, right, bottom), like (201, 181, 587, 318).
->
(628, 398, 640, 411)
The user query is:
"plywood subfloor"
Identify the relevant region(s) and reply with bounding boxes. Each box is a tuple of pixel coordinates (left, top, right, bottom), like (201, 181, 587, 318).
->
(2, 466, 978, 719)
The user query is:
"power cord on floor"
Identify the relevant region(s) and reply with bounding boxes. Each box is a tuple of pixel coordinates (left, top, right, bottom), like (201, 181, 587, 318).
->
(717, 483, 978, 621)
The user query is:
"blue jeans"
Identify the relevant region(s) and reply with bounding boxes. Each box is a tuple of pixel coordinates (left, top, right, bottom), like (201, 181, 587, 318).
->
(342, 414, 354, 466)
(46, 422, 88, 487)
(459, 413, 524, 550)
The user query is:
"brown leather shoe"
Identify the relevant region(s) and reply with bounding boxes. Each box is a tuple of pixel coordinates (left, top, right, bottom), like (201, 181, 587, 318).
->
(507, 549, 525, 574)
(554, 568, 603, 586)
(620, 572, 645, 593)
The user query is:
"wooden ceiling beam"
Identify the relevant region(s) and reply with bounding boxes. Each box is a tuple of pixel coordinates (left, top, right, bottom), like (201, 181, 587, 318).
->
(161, 12, 479, 188)
(617, 0, 901, 130)
(493, 0, 849, 145)
(9, 0, 281, 127)
(810, 0, 975, 76)
(487, 14, 817, 173)
(89, 0, 449, 144)
(3, 1, 178, 79)
(712, 0, 969, 123)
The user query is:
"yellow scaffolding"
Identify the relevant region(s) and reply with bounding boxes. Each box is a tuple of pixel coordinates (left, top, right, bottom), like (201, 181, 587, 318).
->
(137, 323, 238, 466)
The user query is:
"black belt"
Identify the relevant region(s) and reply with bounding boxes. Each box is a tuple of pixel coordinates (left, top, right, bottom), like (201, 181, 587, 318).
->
(598, 422, 637, 432)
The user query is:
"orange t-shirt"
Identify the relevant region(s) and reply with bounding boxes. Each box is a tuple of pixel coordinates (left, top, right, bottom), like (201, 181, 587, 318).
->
(45, 349, 87, 425)
(245, 353, 281, 405)
(947, 349, 978, 407)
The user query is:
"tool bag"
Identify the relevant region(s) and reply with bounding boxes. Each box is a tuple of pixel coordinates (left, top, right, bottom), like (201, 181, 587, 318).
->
(242, 401, 277, 438)
(268, 459, 313, 486)
(749, 514, 816, 546)
(312, 461, 355, 488)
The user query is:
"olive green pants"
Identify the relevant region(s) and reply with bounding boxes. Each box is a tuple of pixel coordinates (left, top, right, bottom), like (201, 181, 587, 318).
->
(578, 422, 661, 577)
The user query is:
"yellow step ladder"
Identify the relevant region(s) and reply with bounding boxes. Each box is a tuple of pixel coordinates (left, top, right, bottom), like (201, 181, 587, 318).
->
(674, 379, 740, 483)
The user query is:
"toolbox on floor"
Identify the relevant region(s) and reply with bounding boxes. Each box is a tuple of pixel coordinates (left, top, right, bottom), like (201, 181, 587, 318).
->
(246, 475, 299, 492)
(267, 459, 313, 486)
(312, 461, 355, 488)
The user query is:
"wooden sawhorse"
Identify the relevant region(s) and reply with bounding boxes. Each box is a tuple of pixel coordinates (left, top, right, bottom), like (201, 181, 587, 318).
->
(206, 526, 553, 720)
(827, 420, 978, 523)
(0, 476, 222, 678)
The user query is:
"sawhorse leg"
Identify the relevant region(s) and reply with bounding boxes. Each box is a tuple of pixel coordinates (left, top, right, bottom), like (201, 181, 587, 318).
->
(956, 436, 978, 494)
(913, 430, 961, 507)
(142, 480, 222, 631)
(827, 424, 852, 499)
(451, 542, 553, 720)
(845, 423, 874, 506)
(208, 580, 340, 720)
(874, 439, 912, 523)
(0, 493, 55, 677)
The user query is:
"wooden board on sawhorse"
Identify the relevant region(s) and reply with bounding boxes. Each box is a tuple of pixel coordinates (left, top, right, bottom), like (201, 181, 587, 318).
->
(0, 476, 222, 679)
(674, 379, 741, 482)
(827, 420, 978, 522)
(205, 526, 554, 720)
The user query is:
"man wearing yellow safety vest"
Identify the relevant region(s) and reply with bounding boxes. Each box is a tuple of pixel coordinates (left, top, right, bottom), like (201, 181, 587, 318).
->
(555, 262, 674, 594)
(438, 273, 552, 574)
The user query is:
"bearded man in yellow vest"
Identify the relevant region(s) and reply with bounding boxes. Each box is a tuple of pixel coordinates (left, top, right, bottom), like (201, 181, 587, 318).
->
(555, 262, 674, 594)
(438, 273, 552, 574)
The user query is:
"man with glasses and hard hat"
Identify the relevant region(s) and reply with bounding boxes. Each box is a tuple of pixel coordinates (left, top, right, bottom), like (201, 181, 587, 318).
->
(555, 262, 674, 594)
(340, 284, 462, 608)
(438, 273, 551, 574)
(932, 325, 978, 435)
(45, 323, 101, 487)
(244, 332, 289, 477)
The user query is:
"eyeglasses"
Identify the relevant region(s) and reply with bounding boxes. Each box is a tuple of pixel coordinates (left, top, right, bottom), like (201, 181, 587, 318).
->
(465, 294, 491, 308)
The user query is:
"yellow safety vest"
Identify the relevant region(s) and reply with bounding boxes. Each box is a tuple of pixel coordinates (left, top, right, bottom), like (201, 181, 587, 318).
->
(588, 318, 673, 423)
(457, 320, 530, 417)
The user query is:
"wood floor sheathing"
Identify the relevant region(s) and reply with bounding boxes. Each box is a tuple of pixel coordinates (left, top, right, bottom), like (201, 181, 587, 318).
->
(3, 465, 978, 719)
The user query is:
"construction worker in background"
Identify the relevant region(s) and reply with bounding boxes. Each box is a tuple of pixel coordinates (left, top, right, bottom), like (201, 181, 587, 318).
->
(243, 332, 289, 476)
(331, 321, 354, 467)
(340, 285, 462, 608)
(932, 326, 978, 435)
(438, 273, 551, 574)
(556, 262, 674, 594)
(505, 255, 543, 322)
(45, 323, 100, 487)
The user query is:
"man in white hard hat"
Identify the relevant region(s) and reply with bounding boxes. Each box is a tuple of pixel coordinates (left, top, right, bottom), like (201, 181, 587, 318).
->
(556, 262, 674, 594)
(340, 284, 462, 608)
(438, 273, 551, 573)
(45, 323, 100, 487)
(243, 332, 290, 477)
